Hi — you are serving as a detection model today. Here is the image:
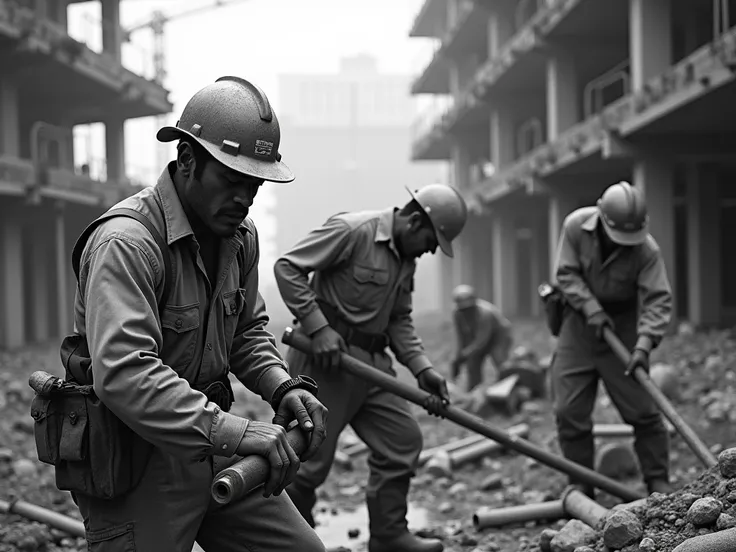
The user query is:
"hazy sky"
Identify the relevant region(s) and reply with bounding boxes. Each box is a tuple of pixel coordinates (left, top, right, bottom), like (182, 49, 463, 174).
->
(66, 0, 435, 284)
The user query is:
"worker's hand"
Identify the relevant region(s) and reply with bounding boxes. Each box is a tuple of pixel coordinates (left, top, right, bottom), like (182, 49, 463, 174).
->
(417, 368, 450, 417)
(310, 326, 346, 372)
(625, 348, 650, 377)
(272, 389, 329, 462)
(236, 421, 300, 499)
(586, 311, 615, 341)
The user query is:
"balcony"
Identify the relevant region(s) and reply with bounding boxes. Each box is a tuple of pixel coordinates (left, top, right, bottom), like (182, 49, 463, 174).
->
(410, 0, 448, 39)
(411, 95, 456, 160)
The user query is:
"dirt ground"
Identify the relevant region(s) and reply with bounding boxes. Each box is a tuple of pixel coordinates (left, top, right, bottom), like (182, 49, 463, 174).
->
(1, 315, 734, 552)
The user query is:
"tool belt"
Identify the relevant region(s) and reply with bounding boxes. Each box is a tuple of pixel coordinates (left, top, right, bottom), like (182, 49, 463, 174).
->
(317, 300, 389, 354)
(195, 374, 235, 413)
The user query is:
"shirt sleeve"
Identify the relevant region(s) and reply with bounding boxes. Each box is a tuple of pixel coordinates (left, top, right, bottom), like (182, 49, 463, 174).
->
(635, 244, 673, 352)
(273, 217, 355, 335)
(229, 226, 291, 404)
(81, 229, 246, 462)
(554, 216, 604, 319)
(387, 275, 432, 376)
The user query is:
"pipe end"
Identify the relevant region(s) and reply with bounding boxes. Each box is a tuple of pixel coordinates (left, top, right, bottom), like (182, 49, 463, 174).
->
(212, 473, 236, 505)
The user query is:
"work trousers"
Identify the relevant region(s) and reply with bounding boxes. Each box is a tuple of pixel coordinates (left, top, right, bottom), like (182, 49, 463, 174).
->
(457, 332, 513, 392)
(552, 310, 669, 486)
(285, 343, 423, 540)
(73, 447, 325, 552)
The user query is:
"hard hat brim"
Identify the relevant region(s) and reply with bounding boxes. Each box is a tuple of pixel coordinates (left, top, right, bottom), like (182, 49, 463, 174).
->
(157, 126, 295, 183)
(600, 216, 648, 246)
(406, 186, 454, 257)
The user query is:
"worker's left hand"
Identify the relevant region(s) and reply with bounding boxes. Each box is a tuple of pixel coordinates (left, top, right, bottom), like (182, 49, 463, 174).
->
(272, 389, 329, 462)
(625, 348, 650, 377)
(417, 368, 450, 417)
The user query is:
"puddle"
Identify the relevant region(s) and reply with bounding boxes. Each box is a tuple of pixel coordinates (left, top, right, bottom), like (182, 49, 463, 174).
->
(314, 501, 430, 550)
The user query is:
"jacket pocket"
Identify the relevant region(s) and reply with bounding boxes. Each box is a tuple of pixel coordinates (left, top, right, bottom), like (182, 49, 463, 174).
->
(345, 264, 389, 309)
(86, 522, 136, 551)
(160, 303, 200, 370)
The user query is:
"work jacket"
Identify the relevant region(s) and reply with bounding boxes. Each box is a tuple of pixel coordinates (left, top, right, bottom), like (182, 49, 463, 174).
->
(454, 299, 511, 358)
(554, 206, 673, 352)
(274, 208, 432, 376)
(74, 163, 290, 462)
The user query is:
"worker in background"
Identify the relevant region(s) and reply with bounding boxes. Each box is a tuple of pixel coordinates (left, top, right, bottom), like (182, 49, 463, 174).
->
(274, 184, 468, 552)
(552, 181, 673, 497)
(450, 285, 513, 392)
(70, 78, 327, 551)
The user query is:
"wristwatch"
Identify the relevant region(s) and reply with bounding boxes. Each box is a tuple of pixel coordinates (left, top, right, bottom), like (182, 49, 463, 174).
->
(270, 375, 319, 412)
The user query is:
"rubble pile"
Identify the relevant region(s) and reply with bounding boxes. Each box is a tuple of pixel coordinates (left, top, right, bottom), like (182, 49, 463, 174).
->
(537, 448, 736, 552)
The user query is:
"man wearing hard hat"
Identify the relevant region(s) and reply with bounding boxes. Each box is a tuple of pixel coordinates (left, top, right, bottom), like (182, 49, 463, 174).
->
(67, 77, 327, 551)
(274, 184, 468, 552)
(450, 285, 513, 392)
(552, 181, 673, 497)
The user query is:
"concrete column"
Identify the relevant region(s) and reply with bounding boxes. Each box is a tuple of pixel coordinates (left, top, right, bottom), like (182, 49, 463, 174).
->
(55, 208, 71, 336)
(546, 48, 579, 140)
(49, 0, 68, 27)
(105, 116, 126, 183)
(0, 213, 25, 348)
(491, 209, 517, 316)
(548, 191, 579, 279)
(0, 79, 20, 157)
(449, 64, 461, 99)
(629, 0, 672, 91)
(30, 229, 51, 342)
(439, 254, 455, 315)
(488, 1, 514, 58)
(633, 158, 676, 321)
(686, 164, 721, 326)
(101, 0, 122, 64)
(490, 107, 515, 169)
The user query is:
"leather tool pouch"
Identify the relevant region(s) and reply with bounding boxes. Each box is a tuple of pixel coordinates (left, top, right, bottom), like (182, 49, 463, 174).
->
(538, 282, 567, 338)
(197, 377, 235, 412)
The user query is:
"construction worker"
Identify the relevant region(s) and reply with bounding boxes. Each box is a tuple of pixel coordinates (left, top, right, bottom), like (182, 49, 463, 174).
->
(552, 181, 673, 497)
(274, 184, 468, 552)
(70, 77, 327, 551)
(450, 285, 513, 392)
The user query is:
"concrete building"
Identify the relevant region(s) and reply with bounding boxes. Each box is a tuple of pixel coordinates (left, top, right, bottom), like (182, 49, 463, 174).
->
(409, 0, 736, 326)
(0, 0, 171, 349)
(267, 55, 447, 320)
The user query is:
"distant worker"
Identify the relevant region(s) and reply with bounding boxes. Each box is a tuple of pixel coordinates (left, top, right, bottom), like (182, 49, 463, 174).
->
(274, 184, 468, 552)
(450, 285, 513, 392)
(62, 77, 328, 551)
(552, 181, 673, 497)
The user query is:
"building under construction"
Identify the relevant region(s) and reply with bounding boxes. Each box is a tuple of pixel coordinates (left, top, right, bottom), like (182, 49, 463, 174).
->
(410, 0, 736, 326)
(0, 0, 171, 349)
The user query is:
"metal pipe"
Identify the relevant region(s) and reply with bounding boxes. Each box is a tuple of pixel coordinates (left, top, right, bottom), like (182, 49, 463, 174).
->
(0, 498, 85, 537)
(601, 327, 718, 468)
(561, 487, 611, 528)
(473, 501, 565, 530)
(672, 527, 736, 552)
(283, 327, 644, 502)
(449, 424, 529, 467)
(211, 422, 308, 505)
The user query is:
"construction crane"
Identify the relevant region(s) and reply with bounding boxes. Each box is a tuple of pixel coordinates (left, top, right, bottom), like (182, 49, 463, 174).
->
(124, 0, 251, 85)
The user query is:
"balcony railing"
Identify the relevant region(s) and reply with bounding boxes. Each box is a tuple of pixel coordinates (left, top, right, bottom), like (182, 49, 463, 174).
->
(583, 60, 631, 118)
(410, 95, 455, 145)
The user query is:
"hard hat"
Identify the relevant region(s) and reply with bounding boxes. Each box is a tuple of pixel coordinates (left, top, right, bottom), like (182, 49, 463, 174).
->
(405, 184, 468, 257)
(156, 76, 294, 183)
(452, 284, 476, 306)
(597, 181, 648, 246)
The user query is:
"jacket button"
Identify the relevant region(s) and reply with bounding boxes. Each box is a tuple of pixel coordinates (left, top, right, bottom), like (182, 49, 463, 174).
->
(206, 343, 213, 351)
(175, 319, 183, 329)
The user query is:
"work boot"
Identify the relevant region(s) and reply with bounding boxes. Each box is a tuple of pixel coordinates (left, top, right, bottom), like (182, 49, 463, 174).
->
(368, 531, 444, 552)
(647, 479, 674, 495)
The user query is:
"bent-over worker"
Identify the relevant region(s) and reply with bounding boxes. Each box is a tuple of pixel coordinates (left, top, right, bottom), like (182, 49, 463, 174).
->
(274, 184, 468, 552)
(552, 181, 673, 497)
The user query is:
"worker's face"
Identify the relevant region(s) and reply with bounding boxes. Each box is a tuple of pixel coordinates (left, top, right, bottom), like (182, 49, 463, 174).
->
(455, 298, 475, 311)
(398, 212, 438, 259)
(178, 146, 263, 237)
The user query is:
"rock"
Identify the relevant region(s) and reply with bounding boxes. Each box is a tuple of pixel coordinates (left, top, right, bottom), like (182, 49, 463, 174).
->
(572, 548, 594, 552)
(639, 537, 656, 551)
(338, 484, 361, 497)
(602, 510, 643, 549)
(648, 363, 680, 401)
(333, 450, 353, 471)
(595, 442, 640, 479)
(425, 450, 452, 479)
(480, 473, 503, 491)
(0, 447, 14, 462)
(687, 497, 722, 526)
(717, 513, 736, 530)
(538, 528, 558, 552)
(718, 448, 736, 479)
(448, 482, 468, 497)
(549, 520, 597, 552)
(347, 528, 360, 539)
(438, 501, 453, 513)
(12, 458, 38, 478)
